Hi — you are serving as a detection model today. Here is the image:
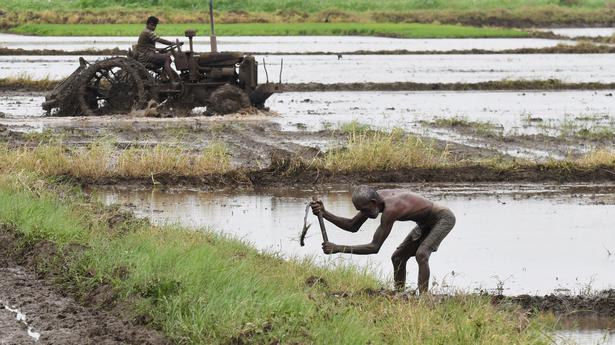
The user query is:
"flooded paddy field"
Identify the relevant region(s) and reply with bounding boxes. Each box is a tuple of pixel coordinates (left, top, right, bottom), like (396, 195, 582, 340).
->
(5, 53, 615, 83)
(6, 90, 614, 131)
(537, 27, 615, 38)
(0, 33, 572, 53)
(94, 183, 615, 296)
(0, 31, 614, 345)
(2, 89, 612, 160)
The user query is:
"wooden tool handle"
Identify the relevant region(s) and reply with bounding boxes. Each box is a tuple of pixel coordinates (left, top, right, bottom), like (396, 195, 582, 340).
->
(312, 196, 329, 242)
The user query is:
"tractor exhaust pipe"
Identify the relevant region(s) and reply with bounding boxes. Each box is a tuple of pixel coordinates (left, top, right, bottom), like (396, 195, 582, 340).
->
(209, 0, 218, 53)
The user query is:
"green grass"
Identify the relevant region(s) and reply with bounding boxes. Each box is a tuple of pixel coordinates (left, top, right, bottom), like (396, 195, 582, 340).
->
(0, 74, 58, 91)
(0, 173, 554, 344)
(426, 117, 504, 138)
(10, 22, 529, 38)
(322, 129, 453, 171)
(0, 141, 231, 181)
(1, 0, 613, 12)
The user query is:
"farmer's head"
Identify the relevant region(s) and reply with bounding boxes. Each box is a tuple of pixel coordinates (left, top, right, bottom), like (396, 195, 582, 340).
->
(352, 185, 383, 218)
(146, 16, 159, 30)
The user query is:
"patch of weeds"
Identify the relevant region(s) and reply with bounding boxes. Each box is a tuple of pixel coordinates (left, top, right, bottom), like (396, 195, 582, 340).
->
(425, 117, 503, 138)
(321, 121, 333, 131)
(294, 122, 308, 130)
(576, 126, 615, 141)
(211, 123, 230, 134)
(520, 113, 544, 124)
(337, 120, 374, 135)
(575, 114, 609, 122)
(23, 128, 62, 142)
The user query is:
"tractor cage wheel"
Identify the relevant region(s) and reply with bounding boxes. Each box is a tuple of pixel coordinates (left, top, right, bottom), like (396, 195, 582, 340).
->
(77, 57, 154, 116)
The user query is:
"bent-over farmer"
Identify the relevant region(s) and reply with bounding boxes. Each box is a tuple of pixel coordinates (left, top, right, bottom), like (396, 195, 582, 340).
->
(310, 185, 456, 293)
(136, 16, 182, 82)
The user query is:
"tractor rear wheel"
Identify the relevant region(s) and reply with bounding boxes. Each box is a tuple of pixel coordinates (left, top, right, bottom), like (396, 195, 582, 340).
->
(208, 84, 251, 115)
(76, 57, 154, 116)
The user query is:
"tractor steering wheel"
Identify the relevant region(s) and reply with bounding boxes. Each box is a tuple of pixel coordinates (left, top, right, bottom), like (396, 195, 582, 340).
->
(160, 42, 183, 53)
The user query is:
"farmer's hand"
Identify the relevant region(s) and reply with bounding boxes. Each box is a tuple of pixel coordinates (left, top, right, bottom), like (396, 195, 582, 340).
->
(322, 241, 337, 254)
(310, 199, 324, 215)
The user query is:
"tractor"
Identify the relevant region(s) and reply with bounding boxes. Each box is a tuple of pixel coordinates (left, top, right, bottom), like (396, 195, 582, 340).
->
(43, 2, 282, 117)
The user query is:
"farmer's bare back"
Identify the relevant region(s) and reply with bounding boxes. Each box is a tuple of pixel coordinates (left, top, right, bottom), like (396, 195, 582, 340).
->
(310, 185, 456, 293)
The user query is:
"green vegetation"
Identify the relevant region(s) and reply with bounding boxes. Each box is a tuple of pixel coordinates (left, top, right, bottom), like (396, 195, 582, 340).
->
(3, 2, 615, 29)
(337, 120, 375, 135)
(0, 141, 231, 181)
(0, 172, 555, 344)
(9, 22, 528, 38)
(1, 129, 614, 181)
(425, 117, 504, 138)
(531, 118, 615, 141)
(1, 0, 613, 12)
(578, 148, 615, 166)
(323, 129, 452, 171)
(0, 75, 58, 91)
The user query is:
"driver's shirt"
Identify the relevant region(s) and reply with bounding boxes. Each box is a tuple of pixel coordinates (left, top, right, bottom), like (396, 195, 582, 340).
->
(136, 28, 160, 61)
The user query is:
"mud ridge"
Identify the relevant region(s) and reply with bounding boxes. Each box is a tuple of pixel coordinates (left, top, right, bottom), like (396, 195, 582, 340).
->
(6, 44, 615, 56)
(284, 80, 615, 92)
(328, 288, 615, 317)
(59, 162, 615, 190)
(0, 225, 170, 345)
(5, 79, 615, 93)
(498, 292, 615, 317)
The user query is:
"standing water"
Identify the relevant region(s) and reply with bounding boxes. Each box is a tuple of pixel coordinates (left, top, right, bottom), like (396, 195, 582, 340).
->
(94, 183, 615, 296)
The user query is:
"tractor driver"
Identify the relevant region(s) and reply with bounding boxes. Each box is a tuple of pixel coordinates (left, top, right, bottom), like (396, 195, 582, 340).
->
(310, 185, 456, 294)
(136, 16, 182, 83)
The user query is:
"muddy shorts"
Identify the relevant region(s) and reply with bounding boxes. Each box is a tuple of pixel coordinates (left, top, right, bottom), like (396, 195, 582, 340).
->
(400, 208, 456, 254)
(138, 51, 168, 68)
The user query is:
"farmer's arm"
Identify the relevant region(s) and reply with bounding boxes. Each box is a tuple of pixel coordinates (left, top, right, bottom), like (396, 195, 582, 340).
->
(311, 200, 368, 232)
(324, 217, 394, 255)
(156, 37, 175, 45)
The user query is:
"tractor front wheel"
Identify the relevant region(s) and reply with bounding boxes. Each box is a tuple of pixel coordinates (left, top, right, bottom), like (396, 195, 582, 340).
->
(207, 84, 251, 115)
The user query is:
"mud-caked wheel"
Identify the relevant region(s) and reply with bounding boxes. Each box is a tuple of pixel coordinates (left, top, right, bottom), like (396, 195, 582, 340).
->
(77, 57, 155, 116)
(208, 84, 251, 115)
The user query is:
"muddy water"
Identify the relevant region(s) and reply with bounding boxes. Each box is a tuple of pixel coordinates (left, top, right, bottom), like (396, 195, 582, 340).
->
(94, 183, 615, 296)
(0, 33, 571, 53)
(554, 330, 614, 345)
(4, 54, 615, 83)
(537, 27, 615, 38)
(1, 304, 41, 342)
(554, 317, 615, 345)
(4, 90, 613, 132)
(269, 90, 615, 133)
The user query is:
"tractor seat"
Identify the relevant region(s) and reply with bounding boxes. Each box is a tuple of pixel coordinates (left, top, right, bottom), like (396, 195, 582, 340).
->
(197, 52, 244, 66)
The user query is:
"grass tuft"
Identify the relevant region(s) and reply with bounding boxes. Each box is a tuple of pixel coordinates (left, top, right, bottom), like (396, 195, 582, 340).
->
(577, 149, 615, 167)
(0, 141, 231, 180)
(322, 129, 452, 172)
(0, 74, 58, 91)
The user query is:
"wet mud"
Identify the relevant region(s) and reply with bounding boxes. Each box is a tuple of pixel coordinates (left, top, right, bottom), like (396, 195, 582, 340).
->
(502, 291, 615, 317)
(0, 227, 169, 345)
(3, 44, 615, 56)
(283, 80, 615, 92)
(5, 80, 615, 94)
